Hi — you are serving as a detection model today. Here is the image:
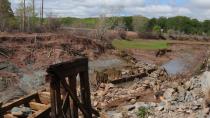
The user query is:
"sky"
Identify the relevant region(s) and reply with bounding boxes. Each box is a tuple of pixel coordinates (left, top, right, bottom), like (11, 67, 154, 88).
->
(10, 0, 210, 20)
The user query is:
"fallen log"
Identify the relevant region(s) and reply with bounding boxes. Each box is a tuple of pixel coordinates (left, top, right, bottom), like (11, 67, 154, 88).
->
(111, 73, 147, 84)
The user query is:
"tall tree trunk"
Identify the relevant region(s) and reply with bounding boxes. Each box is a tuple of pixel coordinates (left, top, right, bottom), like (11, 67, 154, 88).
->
(41, 0, 44, 25)
(33, 0, 35, 16)
(23, 0, 26, 31)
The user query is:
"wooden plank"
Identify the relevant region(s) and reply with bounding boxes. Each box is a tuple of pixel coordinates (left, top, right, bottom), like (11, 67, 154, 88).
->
(47, 58, 88, 78)
(29, 102, 49, 111)
(34, 106, 51, 118)
(69, 76, 78, 118)
(62, 93, 71, 118)
(54, 79, 62, 117)
(50, 80, 57, 118)
(111, 73, 147, 84)
(61, 79, 89, 117)
(38, 92, 51, 105)
(79, 70, 92, 118)
(1, 92, 39, 114)
(0, 102, 3, 118)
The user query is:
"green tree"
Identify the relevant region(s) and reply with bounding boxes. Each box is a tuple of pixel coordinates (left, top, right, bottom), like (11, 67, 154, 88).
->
(132, 16, 149, 32)
(153, 25, 161, 35)
(123, 16, 133, 31)
(157, 17, 167, 32)
(202, 20, 210, 36)
(146, 18, 157, 31)
(0, 0, 15, 31)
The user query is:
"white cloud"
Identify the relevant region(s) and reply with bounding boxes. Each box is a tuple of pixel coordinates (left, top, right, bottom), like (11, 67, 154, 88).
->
(190, 0, 210, 8)
(9, 0, 210, 20)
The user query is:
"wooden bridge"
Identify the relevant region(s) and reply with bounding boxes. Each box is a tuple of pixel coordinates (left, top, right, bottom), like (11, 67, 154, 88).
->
(0, 57, 99, 118)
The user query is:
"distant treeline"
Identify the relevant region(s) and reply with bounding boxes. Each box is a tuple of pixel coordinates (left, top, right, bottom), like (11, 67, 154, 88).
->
(59, 16, 210, 36)
(1, 0, 210, 35)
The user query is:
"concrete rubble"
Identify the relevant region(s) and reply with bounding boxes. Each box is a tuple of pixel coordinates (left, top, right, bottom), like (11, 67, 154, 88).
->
(98, 72, 210, 118)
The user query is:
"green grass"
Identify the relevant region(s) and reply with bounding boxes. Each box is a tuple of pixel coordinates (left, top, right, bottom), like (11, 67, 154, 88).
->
(137, 107, 150, 118)
(112, 39, 168, 50)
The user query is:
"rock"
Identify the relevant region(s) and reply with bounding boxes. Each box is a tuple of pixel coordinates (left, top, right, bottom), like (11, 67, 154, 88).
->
(97, 90, 106, 96)
(19, 70, 46, 93)
(11, 107, 33, 117)
(128, 106, 135, 111)
(0, 77, 7, 92)
(170, 82, 179, 89)
(203, 108, 210, 114)
(105, 84, 114, 91)
(163, 88, 175, 101)
(130, 99, 136, 104)
(93, 101, 98, 107)
(11, 108, 23, 117)
(184, 81, 191, 90)
(100, 83, 106, 88)
(185, 91, 193, 102)
(155, 106, 164, 111)
(191, 88, 202, 99)
(177, 86, 186, 102)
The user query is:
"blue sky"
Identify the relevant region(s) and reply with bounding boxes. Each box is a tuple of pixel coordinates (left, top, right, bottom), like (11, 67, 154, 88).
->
(10, 0, 210, 20)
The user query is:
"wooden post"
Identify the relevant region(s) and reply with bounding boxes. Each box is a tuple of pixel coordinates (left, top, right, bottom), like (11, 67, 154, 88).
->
(47, 58, 99, 118)
(69, 75, 78, 118)
(79, 71, 92, 118)
(50, 79, 57, 118)
(0, 102, 3, 118)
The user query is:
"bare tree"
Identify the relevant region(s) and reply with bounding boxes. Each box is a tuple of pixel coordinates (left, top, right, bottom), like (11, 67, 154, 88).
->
(23, 0, 26, 31)
(41, 0, 44, 24)
(16, 0, 35, 32)
(95, 5, 124, 40)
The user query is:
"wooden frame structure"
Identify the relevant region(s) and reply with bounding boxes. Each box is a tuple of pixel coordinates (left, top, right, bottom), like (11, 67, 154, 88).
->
(46, 57, 99, 118)
(0, 92, 51, 118)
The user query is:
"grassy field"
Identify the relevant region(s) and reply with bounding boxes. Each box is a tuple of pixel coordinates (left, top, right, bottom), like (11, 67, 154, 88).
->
(112, 39, 168, 50)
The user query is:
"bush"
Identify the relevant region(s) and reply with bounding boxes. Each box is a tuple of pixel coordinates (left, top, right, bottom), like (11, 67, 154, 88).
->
(118, 29, 127, 39)
(137, 107, 150, 118)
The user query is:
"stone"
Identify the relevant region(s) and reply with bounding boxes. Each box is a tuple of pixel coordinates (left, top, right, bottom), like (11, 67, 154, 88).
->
(184, 81, 191, 90)
(163, 88, 175, 100)
(191, 88, 201, 98)
(185, 91, 193, 102)
(128, 106, 135, 111)
(130, 99, 136, 104)
(177, 86, 186, 102)
(97, 90, 106, 96)
(93, 101, 98, 107)
(11, 107, 32, 117)
(11, 107, 23, 117)
(203, 107, 210, 114)
(0, 77, 6, 92)
(170, 82, 179, 89)
(155, 106, 164, 111)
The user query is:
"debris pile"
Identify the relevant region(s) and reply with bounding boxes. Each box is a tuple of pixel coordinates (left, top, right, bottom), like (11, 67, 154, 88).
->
(91, 62, 168, 111)
(105, 73, 209, 118)
(91, 62, 168, 86)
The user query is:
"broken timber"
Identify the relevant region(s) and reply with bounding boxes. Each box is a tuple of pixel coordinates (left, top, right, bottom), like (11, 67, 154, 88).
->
(0, 57, 99, 118)
(47, 57, 99, 118)
(0, 92, 51, 118)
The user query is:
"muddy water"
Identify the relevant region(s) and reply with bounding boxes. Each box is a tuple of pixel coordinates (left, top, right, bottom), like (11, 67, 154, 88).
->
(162, 53, 195, 75)
(162, 58, 187, 75)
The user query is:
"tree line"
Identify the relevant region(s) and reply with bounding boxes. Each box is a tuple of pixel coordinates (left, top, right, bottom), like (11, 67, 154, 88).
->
(0, 0, 59, 32)
(59, 16, 210, 36)
(0, 0, 210, 36)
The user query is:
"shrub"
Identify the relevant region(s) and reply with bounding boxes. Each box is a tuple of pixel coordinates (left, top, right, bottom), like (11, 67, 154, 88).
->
(137, 107, 150, 118)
